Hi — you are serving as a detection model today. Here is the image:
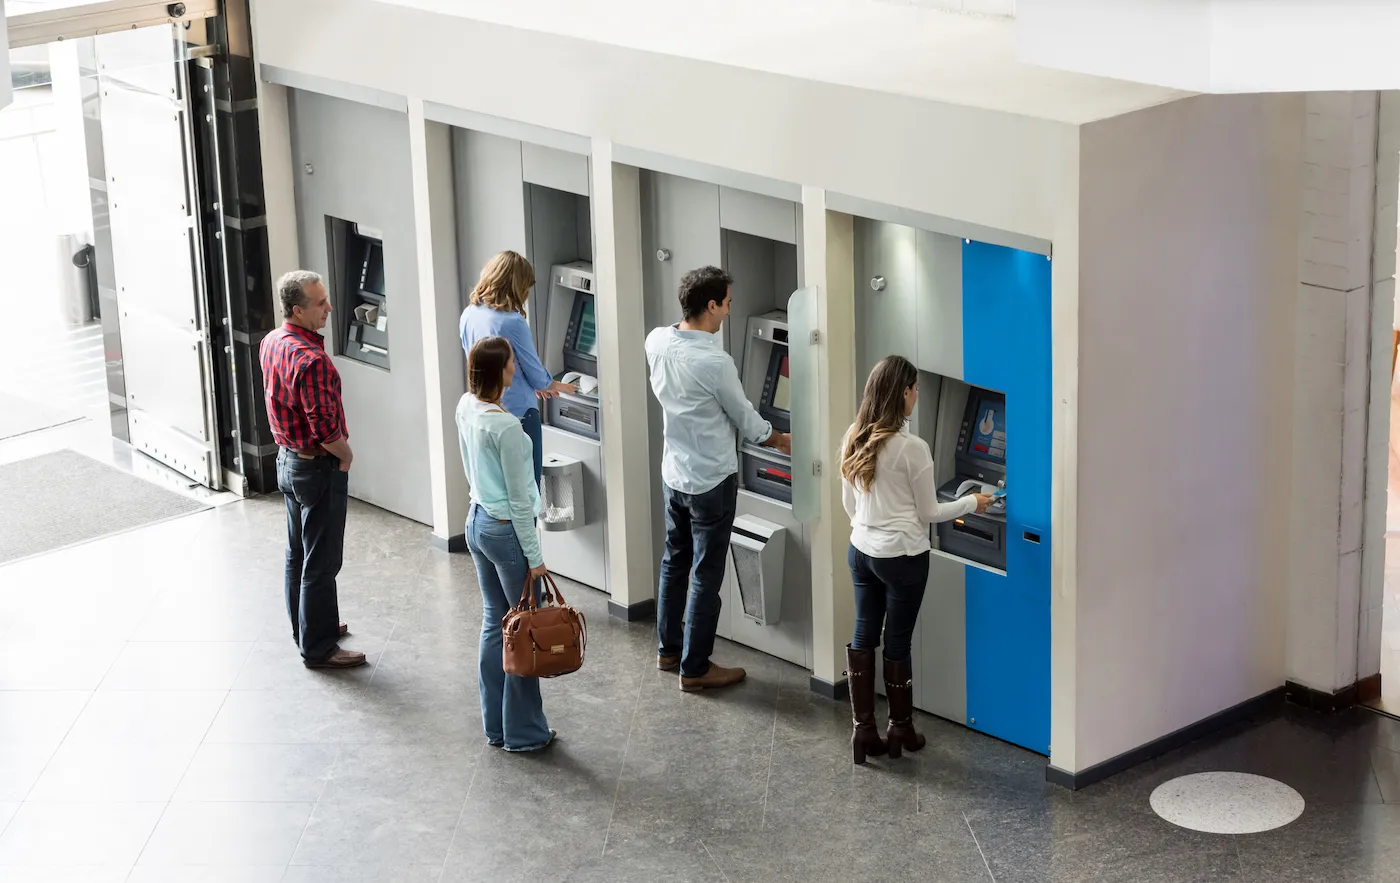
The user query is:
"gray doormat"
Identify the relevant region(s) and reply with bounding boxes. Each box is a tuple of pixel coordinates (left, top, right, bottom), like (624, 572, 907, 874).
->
(0, 449, 210, 565)
(0, 390, 84, 441)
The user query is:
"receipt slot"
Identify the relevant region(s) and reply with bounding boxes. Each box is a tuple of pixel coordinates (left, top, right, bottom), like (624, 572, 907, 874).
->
(936, 387, 1008, 570)
(728, 514, 788, 626)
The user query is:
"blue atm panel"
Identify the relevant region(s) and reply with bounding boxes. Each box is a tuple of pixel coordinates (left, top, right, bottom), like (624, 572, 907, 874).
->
(961, 240, 1052, 755)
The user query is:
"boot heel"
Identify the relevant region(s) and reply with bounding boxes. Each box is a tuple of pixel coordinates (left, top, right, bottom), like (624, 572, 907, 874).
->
(853, 742, 867, 765)
(887, 737, 902, 759)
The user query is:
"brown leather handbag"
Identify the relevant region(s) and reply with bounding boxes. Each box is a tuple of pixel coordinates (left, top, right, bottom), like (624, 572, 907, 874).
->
(501, 572, 587, 678)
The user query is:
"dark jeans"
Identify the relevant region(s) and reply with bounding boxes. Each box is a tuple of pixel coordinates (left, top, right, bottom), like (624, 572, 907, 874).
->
(277, 449, 348, 664)
(847, 545, 930, 662)
(520, 407, 543, 487)
(657, 474, 739, 678)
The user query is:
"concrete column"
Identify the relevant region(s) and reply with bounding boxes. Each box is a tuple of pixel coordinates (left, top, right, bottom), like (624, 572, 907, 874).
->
(1289, 92, 1389, 697)
(803, 187, 858, 692)
(253, 79, 300, 326)
(1360, 93, 1400, 685)
(591, 141, 657, 618)
(408, 98, 470, 548)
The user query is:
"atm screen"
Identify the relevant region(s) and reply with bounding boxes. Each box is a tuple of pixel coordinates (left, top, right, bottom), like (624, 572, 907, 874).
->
(566, 293, 598, 358)
(966, 395, 1006, 464)
(361, 241, 386, 296)
(759, 345, 791, 432)
(771, 353, 791, 412)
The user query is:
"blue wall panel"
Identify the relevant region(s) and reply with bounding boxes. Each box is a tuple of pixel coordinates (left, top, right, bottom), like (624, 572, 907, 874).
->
(961, 240, 1052, 755)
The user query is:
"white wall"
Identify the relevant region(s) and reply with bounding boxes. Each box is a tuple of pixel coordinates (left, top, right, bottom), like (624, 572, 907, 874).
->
(251, 0, 1077, 245)
(1074, 93, 1300, 769)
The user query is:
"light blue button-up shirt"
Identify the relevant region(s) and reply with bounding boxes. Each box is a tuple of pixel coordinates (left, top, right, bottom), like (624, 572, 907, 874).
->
(645, 325, 773, 495)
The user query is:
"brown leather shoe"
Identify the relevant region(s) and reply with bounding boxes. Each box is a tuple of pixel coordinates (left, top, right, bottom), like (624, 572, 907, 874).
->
(680, 663, 746, 692)
(657, 655, 680, 672)
(339, 622, 349, 637)
(305, 649, 367, 669)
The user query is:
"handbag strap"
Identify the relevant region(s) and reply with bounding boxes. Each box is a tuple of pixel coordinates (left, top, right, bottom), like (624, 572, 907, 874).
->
(516, 570, 564, 609)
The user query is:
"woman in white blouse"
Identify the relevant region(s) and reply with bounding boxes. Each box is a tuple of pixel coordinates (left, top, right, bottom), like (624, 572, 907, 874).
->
(839, 355, 992, 764)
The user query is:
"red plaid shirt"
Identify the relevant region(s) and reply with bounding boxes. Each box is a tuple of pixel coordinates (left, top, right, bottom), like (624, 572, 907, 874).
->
(259, 323, 348, 450)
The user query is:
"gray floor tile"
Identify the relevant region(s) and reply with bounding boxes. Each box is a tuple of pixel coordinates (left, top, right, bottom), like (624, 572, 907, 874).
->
(0, 690, 92, 747)
(232, 639, 384, 691)
(65, 690, 228, 745)
(281, 866, 442, 883)
(0, 868, 133, 883)
(101, 642, 254, 691)
(337, 686, 479, 745)
(126, 867, 286, 883)
(1236, 802, 1400, 883)
(204, 689, 356, 744)
(0, 801, 17, 834)
(290, 797, 462, 867)
(27, 741, 199, 802)
(0, 801, 165, 867)
(1371, 745, 1400, 802)
(137, 802, 315, 866)
(173, 743, 339, 802)
(131, 587, 282, 643)
(0, 742, 56, 801)
(322, 742, 480, 804)
(0, 641, 124, 690)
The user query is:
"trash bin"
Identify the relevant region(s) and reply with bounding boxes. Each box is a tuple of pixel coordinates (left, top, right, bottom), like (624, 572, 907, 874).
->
(540, 454, 585, 532)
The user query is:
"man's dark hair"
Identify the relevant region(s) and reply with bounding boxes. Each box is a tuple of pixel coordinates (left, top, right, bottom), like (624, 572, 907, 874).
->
(677, 266, 733, 321)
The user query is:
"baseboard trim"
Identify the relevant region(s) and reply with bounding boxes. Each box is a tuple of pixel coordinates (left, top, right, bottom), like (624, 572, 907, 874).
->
(1284, 677, 1375, 713)
(809, 675, 849, 702)
(1046, 685, 1287, 791)
(607, 597, 656, 622)
(429, 533, 467, 553)
(1358, 673, 1383, 704)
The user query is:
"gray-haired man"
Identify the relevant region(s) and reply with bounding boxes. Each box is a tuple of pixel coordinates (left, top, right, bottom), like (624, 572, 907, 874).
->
(258, 270, 364, 669)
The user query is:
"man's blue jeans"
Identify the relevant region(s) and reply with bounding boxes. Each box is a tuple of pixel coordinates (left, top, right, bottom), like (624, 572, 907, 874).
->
(656, 474, 739, 679)
(520, 407, 543, 487)
(466, 504, 552, 751)
(277, 449, 347, 665)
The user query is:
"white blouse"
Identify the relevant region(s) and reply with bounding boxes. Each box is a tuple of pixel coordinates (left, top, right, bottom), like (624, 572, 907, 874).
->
(840, 425, 979, 559)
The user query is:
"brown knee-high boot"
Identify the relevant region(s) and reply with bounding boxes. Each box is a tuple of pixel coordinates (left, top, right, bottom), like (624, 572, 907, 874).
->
(845, 645, 887, 764)
(883, 656, 926, 759)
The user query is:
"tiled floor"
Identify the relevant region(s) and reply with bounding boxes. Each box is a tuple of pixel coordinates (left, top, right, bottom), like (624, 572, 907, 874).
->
(2, 492, 1400, 882)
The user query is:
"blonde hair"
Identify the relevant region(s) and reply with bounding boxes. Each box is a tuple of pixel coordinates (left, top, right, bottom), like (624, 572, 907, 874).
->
(841, 355, 919, 492)
(470, 251, 535, 318)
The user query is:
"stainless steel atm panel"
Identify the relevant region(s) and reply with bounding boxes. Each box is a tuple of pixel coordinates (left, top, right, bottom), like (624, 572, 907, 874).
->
(739, 311, 793, 503)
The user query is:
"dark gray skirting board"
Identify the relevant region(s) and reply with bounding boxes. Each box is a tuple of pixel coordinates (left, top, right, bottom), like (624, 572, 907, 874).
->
(0, 449, 211, 565)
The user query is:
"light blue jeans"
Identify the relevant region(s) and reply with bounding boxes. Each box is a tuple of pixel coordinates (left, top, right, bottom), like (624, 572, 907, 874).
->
(466, 504, 552, 751)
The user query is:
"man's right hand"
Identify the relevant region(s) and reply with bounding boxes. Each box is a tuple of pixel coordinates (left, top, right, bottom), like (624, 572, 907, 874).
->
(766, 432, 792, 455)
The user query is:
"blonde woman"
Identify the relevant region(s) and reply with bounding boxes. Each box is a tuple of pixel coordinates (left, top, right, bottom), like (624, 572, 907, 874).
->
(840, 355, 992, 764)
(459, 251, 575, 484)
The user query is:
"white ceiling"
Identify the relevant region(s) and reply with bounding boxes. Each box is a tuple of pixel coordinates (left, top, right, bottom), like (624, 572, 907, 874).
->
(378, 0, 1190, 124)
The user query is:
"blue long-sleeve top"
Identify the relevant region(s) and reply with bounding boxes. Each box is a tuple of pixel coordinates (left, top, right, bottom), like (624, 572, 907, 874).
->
(459, 304, 553, 418)
(455, 393, 543, 566)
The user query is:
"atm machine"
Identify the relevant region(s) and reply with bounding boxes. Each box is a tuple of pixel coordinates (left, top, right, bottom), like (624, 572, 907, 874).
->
(639, 170, 813, 668)
(536, 261, 608, 591)
(935, 386, 1009, 571)
(328, 221, 391, 369)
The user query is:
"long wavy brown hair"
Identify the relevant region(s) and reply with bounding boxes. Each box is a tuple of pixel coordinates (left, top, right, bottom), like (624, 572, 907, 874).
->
(470, 251, 535, 318)
(841, 355, 918, 491)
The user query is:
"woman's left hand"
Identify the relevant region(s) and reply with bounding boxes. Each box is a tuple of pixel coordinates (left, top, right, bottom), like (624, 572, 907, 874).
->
(539, 380, 578, 400)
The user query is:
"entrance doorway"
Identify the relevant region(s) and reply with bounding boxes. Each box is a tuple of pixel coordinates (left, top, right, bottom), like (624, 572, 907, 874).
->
(1, 23, 227, 491)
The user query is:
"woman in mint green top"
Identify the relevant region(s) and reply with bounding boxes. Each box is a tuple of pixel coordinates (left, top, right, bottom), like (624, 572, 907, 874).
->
(456, 336, 554, 752)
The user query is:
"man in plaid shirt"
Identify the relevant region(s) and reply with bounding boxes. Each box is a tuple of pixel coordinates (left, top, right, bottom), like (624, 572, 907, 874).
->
(259, 270, 366, 669)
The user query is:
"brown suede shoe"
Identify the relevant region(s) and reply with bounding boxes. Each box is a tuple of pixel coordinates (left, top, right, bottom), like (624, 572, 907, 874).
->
(657, 655, 680, 672)
(305, 649, 367, 669)
(680, 663, 746, 692)
(339, 622, 349, 637)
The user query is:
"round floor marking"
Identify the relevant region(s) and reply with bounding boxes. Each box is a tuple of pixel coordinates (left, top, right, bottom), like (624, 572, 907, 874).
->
(1149, 772, 1304, 834)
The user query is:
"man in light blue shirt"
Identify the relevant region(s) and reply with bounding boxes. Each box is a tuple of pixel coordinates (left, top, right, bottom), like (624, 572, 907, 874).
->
(645, 266, 792, 692)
